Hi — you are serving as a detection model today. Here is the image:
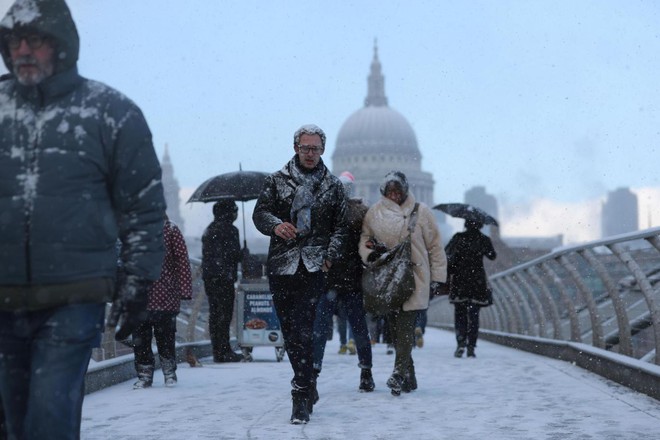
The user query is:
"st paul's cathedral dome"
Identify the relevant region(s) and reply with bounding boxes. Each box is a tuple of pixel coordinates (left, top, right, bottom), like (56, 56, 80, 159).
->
(332, 44, 434, 206)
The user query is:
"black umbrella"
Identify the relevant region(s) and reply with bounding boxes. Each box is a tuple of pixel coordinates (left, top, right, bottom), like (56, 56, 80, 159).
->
(187, 170, 269, 203)
(433, 203, 499, 226)
(187, 169, 270, 249)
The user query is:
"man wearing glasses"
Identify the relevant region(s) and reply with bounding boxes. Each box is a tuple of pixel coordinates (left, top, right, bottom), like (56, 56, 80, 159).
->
(0, 0, 165, 438)
(253, 124, 348, 424)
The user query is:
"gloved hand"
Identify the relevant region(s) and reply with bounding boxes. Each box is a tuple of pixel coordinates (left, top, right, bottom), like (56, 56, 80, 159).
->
(366, 240, 388, 262)
(107, 274, 151, 341)
(430, 281, 449, 297)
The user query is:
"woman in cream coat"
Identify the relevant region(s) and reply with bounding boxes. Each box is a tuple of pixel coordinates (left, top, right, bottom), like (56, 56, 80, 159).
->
(359, 171, 447, 395)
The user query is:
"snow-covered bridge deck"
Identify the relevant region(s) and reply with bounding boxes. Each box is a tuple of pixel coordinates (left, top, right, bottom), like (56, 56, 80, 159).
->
(81, 327, 659, 440)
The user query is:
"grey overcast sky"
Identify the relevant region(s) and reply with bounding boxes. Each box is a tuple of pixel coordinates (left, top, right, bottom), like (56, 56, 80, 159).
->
(1, 0, 659, 245)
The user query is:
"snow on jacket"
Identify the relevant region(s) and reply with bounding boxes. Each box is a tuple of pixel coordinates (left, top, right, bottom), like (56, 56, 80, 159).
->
(359, 193, 447, 311)
(446, 229, 496, 305)
(0, 0, 165, 308)
(148, 221, 192, 312)
(253, 156, 348, 276)
(201, 214, 241, 282)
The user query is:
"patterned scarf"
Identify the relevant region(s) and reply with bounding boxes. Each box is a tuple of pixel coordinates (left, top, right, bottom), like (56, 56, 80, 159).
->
(289, 156, 325, 237)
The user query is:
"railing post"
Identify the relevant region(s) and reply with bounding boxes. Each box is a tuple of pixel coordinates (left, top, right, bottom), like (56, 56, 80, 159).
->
(527, 266, 563, 340)
(558, 254, 604, 348)
(502, 275, 535, 335)
(541, 261, 581, 342)
(578, 249, 633, 356)
(516, 271, 547, 338)
(608, 243, 660, 365)
(492, 277, 519, 333)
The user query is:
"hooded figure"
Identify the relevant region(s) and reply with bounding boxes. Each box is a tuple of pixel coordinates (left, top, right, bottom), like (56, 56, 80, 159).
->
(0, 1, 165, 438)
(201, 199, 243, 362)
(445, 218, 497, 358)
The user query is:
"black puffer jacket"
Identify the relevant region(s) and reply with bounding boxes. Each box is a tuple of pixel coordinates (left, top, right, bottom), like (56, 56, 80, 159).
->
(326, 198, 368, 291)
(253, 156, 348, 276)
(0, 0, 165, 308)
(446, 229, 496, 305)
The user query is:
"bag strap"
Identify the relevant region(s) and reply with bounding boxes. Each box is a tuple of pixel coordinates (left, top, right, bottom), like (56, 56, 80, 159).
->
(407, 203, 420, 236)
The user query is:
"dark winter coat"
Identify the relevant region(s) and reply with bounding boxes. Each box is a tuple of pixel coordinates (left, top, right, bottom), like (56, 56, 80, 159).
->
(201, 214, 241, 282)
(253, 156, 348, 276)
(148, 221, 193, 312)
(446, 229, 496, 305)
(0, 0, 165, 309)
(326, 198, 368, 291)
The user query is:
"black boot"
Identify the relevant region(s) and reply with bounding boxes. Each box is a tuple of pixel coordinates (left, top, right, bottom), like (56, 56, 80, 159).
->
(386, 373, 404, 396)
(290, 395, 310, 424)
(133, 364, 154, 389)
(454, 345, 465, 358)
(308, 369, 320, 414)
(402, 364, 417, 393)
(160, 357, 177, 387)
(359, 368, 375, 392)
(214, 350, 244, 363)
(467, 346, 476, 358)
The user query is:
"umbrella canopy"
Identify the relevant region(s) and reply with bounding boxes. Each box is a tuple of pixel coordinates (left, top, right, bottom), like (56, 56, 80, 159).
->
(187, 171, 269, 203)
(187, 170, 270, 251)
(433, 203, 499, 226)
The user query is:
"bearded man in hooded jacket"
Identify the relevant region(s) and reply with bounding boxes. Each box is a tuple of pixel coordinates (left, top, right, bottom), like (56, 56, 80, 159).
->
(0, 1, 166, 438)
(253, 124, 348, 425)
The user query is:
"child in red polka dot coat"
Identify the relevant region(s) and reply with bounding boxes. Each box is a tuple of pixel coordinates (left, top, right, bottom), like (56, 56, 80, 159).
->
(131, 217, 193, 388)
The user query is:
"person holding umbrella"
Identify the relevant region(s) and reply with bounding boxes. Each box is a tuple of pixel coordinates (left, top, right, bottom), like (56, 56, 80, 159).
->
(253, 124, 348, 424)
(445, 219, 497, 358)
(202, 200, 244, 363)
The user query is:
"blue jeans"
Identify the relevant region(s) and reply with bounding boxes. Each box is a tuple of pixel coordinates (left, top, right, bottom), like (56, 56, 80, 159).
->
(313, 286, 372, 372)
(0, 303, 105, 440)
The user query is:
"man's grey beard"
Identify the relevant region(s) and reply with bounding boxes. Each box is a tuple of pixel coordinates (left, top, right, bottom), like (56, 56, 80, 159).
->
(13, 56, 54, 86)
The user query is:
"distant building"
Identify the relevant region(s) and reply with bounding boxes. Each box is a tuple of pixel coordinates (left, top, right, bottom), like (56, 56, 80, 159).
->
(602, 187, 638, 238)
(464, 186, 498, 220)
(332, 43, 435, 206)
(160, 143, 185, 233)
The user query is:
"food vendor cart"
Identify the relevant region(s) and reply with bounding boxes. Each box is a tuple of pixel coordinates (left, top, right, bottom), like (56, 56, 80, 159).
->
(235, 279, 285, 362)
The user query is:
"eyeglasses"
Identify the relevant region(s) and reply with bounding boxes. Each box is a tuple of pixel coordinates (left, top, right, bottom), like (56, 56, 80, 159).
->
(4, 34, 49, 50)
(297, 145, 324, 154)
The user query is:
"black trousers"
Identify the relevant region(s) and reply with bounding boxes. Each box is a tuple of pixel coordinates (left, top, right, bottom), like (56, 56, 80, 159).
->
(388, 309, 417, 376)
(204, 277, 236, 354)
(454, 302, 481, 348)
(133, 311, 178, 366)
(269, 266, 325, 397)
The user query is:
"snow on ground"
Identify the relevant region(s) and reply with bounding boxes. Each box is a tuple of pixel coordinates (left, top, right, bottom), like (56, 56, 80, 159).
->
(81, 328, 660, 440)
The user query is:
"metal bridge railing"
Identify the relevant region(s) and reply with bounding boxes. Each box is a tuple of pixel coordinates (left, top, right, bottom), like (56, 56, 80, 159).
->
(431, 227, 660, 366)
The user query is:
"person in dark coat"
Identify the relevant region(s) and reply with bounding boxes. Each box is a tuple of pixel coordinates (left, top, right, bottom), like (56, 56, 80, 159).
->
(446, 219, 497, 358)
(202, 200, 243, 362)
(0, 1, 165, 438)
(312, 171, 374, 394)
(132, 217, 193, 389)
(253, 124, 348, 424)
